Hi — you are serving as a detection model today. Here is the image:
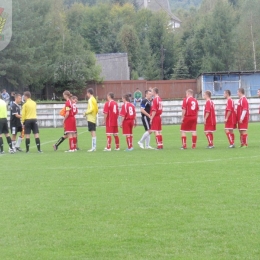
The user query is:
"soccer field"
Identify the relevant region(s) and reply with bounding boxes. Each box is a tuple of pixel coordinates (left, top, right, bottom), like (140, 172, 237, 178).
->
(1, 124, 260, 259)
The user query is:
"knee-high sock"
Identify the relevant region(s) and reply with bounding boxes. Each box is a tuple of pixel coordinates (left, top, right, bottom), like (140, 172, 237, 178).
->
(26, 138, 30, 152)
(15, 136, 23, 148)
(140, 131, 150, 143)
(35, 138, 41, 151)
(107, 136, 112, 149)
(114, 135, 120, 149)
(69, 138, 74, 150)
(92, 137, 96, 150)
(181, 136, 187, 148)
(226, 132, 233, 145)
(192, 135, 197, 148)
(126, 136, 131, 149)
(243, 134, 248, 146)
(0, 137, 3, 152)
(206, 134, 213, 146)
(231, 133, 235, 144)
(145, 134, 151, 147)
(55, 136, 65, 147)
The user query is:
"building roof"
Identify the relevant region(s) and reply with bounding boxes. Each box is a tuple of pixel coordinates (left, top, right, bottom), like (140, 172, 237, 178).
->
(198, 70, 260, 78)
(137, 0, 181, 23)
(96, 53, 130, 81)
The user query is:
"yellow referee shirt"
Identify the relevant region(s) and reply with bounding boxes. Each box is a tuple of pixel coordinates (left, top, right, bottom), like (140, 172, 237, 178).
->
(85, 96, 98, 124)
(21, 98, 37, 124)
(0, 99, 7, 118)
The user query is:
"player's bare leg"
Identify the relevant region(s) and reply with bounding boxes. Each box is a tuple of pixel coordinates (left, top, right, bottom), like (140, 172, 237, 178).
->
(239, 130, 248, 148)
(205, 131, 214, 149)
(225, 129, 235, 148)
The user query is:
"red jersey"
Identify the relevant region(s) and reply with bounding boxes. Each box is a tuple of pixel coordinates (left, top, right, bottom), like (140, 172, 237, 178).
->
(237, 96, 249, 121)
(225, 98, 236, 124)
(151, 96, 163, 116)
(204, 100, 216, 125)
(103, 100, 119, 127)
(65, 100, 75, 117)
(120, 102, 136, 120)
(182, 97, 199, 117)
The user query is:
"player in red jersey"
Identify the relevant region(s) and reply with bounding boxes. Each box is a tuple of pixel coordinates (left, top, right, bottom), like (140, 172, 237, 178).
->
(224, 90, 237, 148)
(53, 95, 78, 151)
(103, 92, 120, 151)
(204, 90, 216, 149)
(120, 94, 136, 151)
(237, 88, 249, 147)
(150, 88, 163, 149)
(180, 89, 199, 149)
(63, 90, 77, 152)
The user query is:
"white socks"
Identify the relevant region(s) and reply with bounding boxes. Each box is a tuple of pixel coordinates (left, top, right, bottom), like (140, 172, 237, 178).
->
(92, 137, 96, 150)
(15, 137, 23, 148)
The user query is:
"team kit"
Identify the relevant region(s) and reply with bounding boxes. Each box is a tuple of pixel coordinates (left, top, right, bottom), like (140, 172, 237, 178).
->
(0, 87, 250, 154)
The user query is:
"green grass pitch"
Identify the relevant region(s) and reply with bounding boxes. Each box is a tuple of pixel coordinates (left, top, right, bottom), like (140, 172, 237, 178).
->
(1, 124, 260, 259)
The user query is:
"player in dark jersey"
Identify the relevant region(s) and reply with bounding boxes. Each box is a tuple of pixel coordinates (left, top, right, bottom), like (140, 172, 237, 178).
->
(10, 94, 23, 152)
(138, 90, 154, 149)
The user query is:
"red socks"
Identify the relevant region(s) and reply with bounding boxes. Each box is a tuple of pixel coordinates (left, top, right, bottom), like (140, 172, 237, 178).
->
(206, 133, 214, 146)
(182, 136, 187, 148)
(156, 135, 163, 149)
(69, 138, 74, 150)
(107, 136, 112, 149)
(126, 136, 132, 149)
(241, 134, 248, 146)
(114, 136, 120, 149)
(192, 136, 197, 148)
(226, 132, 233, 145)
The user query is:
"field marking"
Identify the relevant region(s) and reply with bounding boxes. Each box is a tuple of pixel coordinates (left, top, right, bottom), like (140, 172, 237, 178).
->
(47, 155, 260, 170)
(30, 131, 89, 149)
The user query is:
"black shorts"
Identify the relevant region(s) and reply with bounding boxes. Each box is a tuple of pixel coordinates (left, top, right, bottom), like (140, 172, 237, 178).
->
(24, 119, 39, 135)
(10, 125, 23, 135)
(88, 121, 96, 132)
(142, 116, 151, 131)
(0, 118, 9, 134)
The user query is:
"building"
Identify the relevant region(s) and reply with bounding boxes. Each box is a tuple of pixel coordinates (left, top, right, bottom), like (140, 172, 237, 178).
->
(96, 53, 130, 81)
(197, 71, 260, 98)
(137, 0, 181, 28)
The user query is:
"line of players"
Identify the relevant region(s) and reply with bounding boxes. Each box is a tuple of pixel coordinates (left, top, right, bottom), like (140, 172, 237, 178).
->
(53, 86, 250, 152)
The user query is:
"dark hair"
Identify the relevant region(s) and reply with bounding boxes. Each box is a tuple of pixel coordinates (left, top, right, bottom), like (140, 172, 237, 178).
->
(145, 90, 151, 95)
(123, 94, 130, 102)
(205, 90, 212, 98)
(24, 91, 31, 98)
(238, 88, 245, 95)
(153, 87, 159, 94)
(87, 88, 94, 95)
(225, 90, 231, 96)
(63, 90, 73, 98)
(108, 92, 114, 99)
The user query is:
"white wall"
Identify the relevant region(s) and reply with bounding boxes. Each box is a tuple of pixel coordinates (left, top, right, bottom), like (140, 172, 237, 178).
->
(32, 98, 260, 128)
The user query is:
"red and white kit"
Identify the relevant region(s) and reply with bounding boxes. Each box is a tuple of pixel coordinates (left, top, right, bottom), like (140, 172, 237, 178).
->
(237, 96, 249, 130)
(120, 102, 136, 135)
(103, 100, 119, 134)
(225, 98, 237, 130)
(150, 96, 163, 132)
(204, 100, 216, 132)
(181, 96, 199, 132)
(64, 100, 77, 133)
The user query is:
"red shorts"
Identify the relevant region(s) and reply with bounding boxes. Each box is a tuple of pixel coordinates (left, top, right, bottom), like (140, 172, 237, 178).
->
(204, 124, 216, 132)
(64, 117, 76, 133)
(151, 115, 162, 131)
(181, 116, 197, 132)
(238, 121, 248, 131)
(225, 120, 237, 130)
(122, 120, 134, 135)
(106, 126, 118, 135)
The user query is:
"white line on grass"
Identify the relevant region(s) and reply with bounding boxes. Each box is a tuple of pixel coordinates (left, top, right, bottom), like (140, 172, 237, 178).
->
(47, 155, 260, 170)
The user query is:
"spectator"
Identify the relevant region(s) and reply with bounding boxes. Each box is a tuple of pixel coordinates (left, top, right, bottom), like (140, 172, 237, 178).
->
(9, 91, 15, 109)
(1, 89, 10, 107)
(133, 88, 142, 107)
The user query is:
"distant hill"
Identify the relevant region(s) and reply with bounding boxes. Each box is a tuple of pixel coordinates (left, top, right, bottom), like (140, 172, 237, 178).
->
(169, 0, 202, 9)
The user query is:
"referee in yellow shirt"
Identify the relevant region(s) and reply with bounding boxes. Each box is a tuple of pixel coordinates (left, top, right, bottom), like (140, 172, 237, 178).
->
(0, 96, 14, 154)
(84, 88, 98, 152)
(21, 91, 42, 153)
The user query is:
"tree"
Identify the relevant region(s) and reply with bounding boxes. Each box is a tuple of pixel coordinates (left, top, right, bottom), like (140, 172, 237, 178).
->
(172, 54, 190, 79)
